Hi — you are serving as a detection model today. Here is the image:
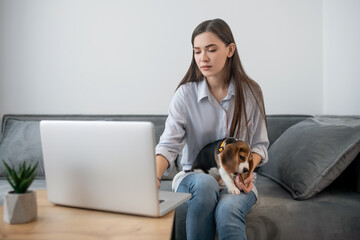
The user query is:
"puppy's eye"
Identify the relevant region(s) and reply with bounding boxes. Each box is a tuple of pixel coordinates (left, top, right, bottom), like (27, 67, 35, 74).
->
(239, 155, 245, 160)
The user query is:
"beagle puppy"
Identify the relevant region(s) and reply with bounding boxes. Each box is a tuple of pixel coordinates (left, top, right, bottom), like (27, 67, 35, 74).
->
(172, 138, 254, 194)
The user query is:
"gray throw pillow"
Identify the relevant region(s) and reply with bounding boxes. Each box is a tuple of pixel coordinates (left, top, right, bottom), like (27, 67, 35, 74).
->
(259, 117, 360, 200)
(0, 119, 44, 177)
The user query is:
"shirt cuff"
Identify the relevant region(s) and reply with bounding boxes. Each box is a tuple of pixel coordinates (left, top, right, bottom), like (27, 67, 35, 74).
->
(251, 145, 268, 167)
(156, 147, 176, 176)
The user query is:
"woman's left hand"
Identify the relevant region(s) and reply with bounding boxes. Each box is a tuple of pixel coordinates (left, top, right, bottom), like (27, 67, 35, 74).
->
(235, 172, 254, 194)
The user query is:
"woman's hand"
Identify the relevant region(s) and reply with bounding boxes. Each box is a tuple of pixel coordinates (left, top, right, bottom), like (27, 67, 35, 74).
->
(234, 152, 261, 193)
(235, 172, 254, 194)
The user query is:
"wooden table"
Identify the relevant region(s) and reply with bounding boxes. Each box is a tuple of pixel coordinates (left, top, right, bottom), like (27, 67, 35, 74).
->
(0, 190, 175, 240)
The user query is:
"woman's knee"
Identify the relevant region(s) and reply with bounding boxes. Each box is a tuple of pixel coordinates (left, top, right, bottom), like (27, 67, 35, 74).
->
(216, 194, 243, 220)
(215, 192, 256, 222)
(188, 174, 219, 206)
(192, 174, 218, 190)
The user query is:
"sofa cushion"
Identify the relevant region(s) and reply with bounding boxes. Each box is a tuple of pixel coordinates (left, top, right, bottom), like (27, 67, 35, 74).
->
(0, 119, 45, 177)
(266, 115, 313, 147)
(259, 117, 360, 200)
(245, 175, 360, 239)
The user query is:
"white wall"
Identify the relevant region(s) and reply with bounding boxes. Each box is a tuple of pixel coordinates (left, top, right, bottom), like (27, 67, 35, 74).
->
(0, 0, 353, 120)
(323, 0, 360, 115)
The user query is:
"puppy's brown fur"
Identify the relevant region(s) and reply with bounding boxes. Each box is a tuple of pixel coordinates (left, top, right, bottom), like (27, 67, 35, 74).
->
(217, 141, 254, 189)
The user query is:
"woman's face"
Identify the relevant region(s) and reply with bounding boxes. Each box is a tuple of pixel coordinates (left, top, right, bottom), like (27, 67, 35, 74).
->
(193, 32, 235, 81)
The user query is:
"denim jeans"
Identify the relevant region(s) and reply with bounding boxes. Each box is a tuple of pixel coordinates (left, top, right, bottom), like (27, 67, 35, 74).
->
(177, 173, 256, 240)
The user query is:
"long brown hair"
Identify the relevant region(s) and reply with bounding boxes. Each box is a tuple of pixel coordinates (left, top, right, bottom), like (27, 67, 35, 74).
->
(177, 18, 267, 138)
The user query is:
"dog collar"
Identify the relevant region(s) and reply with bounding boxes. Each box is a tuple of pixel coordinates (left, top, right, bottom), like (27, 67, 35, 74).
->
(219, 139, 227, 152)
(219, 137, 239, 152)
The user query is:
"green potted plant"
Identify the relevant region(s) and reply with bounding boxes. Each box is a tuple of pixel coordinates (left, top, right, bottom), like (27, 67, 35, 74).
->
(2, 160, 39, 224)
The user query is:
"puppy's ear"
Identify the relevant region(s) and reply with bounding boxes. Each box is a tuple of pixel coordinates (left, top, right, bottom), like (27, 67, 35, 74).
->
(221, 145, 239, 173)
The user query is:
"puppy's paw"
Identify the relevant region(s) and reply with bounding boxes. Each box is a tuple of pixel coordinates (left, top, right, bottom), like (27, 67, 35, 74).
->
(227, 186, 241, 194)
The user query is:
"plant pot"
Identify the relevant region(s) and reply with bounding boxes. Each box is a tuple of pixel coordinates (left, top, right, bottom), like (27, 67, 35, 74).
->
(3, 190, 37, 224)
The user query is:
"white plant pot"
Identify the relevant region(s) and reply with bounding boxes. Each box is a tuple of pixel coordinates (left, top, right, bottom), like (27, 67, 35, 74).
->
(3, 190, 37, 224)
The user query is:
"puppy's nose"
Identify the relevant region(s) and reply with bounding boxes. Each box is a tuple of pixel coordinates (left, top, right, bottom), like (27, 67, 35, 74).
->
(243, 168, 249, 173)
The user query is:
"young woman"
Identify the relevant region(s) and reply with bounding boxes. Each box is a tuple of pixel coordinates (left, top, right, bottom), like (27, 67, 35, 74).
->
(155, 18, 269, 240)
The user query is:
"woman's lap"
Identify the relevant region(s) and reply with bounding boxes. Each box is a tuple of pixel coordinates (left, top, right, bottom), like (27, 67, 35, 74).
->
(176, 173, 256, 240)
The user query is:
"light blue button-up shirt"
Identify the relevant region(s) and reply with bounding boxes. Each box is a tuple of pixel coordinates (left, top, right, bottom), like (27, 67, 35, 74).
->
(156, 78, 269, 196)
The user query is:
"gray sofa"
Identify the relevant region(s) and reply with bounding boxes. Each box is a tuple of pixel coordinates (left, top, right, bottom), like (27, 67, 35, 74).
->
(1, 114, 359, 240)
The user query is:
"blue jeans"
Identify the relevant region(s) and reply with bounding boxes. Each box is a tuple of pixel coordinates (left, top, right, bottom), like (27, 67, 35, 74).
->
(177, 173, 256, 240)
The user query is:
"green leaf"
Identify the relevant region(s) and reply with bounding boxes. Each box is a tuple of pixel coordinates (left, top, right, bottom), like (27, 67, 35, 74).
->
(24, 162, 39, 179)
(3, 160, 19, 185)
(18, 165, 25, 179)
(25, 161, 33, 174)
(2, 160, 39, 193)
(2, 160, 13, 175)
(19, 177, 34, 193)
(5, 175, 16, 190)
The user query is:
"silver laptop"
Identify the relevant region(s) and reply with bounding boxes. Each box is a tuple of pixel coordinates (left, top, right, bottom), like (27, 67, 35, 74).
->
(40, 120, 191, 217)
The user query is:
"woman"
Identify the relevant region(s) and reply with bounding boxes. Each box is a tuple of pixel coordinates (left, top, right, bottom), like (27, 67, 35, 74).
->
(155, 18, 269, 240)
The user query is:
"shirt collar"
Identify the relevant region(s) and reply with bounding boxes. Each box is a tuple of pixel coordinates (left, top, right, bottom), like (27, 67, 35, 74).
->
(197, 78, 211, 102)
(223, 79, 235, 101)
(197, 78, 235, 103)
